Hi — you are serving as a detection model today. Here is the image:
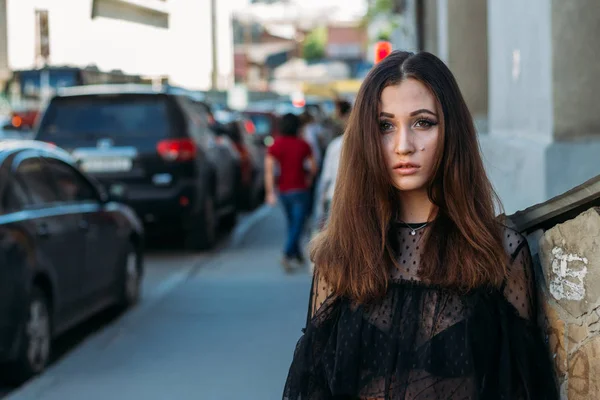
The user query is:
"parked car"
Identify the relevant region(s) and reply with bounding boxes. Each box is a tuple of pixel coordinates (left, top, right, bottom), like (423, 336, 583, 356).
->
(34, 84, 241, 249)
(0, 140, 144, 384)
(215, 111, 266, 210)
(1, 112, 35, 140)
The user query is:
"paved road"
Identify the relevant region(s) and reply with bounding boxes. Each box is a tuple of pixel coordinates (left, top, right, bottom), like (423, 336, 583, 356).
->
(3, 205, 312, 400)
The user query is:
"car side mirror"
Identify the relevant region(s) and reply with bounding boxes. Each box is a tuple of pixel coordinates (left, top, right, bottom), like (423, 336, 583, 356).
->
(95, 183, 111, 203)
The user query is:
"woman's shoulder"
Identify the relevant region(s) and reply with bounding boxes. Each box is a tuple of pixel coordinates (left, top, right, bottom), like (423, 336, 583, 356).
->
(497, 223, 530, 261)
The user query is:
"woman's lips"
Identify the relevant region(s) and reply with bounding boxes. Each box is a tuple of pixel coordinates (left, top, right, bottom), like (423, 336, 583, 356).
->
(393, 163, 421, 175)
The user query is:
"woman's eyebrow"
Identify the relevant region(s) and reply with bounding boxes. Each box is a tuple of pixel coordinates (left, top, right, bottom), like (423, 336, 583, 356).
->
(409, 108, 437, 117)
(379, 109, 438, 118)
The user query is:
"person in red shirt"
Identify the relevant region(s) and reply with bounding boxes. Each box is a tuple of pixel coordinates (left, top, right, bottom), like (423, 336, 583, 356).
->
(265, 113, 318, 271)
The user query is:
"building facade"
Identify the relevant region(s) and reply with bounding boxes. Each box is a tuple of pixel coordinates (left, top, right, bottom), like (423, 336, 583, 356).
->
(0, 0, 9, 89)
(0, 0, 239, 92)
(413, 0, 600, 215)
(326, 22, 367, 61)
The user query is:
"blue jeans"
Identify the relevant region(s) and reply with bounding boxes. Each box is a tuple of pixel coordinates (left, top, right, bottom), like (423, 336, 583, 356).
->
(279, 190, 309, 259)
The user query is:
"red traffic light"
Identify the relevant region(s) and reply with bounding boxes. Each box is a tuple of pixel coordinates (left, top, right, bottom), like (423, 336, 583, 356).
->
(374, 41, 392, 64)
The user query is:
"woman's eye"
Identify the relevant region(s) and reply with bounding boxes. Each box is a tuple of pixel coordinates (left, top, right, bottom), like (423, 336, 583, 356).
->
(379, 121, 394, 133)
(414, 119, 437, 129)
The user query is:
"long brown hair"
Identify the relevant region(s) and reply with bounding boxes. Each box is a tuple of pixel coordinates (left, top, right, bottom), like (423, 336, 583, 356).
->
(311, 51, 507, 304)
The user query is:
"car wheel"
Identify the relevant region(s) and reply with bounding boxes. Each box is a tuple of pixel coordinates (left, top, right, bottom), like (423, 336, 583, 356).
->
(2, 287, 52, 385)
(119, 244, 141, 309)
(185, 194, 216, 251)
(249, 182, 265, 210)
(236, 188, 250, 211)
(257, 185, 266, 206)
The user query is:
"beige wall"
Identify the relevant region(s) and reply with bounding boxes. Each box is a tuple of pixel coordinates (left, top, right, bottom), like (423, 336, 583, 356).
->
(0, 0, 9, 84)
(430, 0, 488, 120)
(552, 0, 600, 141)
(446, 0, 488, 119)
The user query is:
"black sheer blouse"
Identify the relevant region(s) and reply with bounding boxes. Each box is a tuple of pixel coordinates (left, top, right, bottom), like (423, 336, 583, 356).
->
(283, 224, 559, 399)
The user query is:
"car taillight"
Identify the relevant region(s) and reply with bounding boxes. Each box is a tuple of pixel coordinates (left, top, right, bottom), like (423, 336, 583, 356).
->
(244, 120, 255, 135)
(11, 115, 22, 128)
(157, 138, 197, 162)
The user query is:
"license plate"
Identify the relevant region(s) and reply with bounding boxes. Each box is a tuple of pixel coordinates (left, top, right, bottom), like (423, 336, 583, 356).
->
(80, 157, 133, 173)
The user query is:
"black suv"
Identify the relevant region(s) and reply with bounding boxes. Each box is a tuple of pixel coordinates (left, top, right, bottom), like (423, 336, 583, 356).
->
(34, 85, 240, 250)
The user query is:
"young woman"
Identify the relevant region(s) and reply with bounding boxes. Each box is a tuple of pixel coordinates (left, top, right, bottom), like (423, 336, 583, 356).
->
(283, 51, 558, 399)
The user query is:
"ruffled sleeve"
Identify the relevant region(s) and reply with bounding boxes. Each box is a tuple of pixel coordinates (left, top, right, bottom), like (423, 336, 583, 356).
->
(284, 270, 339, 400)
(308, 270, 336, 322)
(492, 229, 559, 399)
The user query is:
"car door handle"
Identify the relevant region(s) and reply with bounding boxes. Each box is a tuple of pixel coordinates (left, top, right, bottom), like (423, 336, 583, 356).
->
(36, 223, 50, 238)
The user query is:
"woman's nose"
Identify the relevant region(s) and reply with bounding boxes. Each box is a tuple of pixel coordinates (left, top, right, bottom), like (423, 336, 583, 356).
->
(394, 125, 416, 155)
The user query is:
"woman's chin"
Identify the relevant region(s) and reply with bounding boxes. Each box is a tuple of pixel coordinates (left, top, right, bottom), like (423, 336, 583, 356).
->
(392, 177, 427, 193)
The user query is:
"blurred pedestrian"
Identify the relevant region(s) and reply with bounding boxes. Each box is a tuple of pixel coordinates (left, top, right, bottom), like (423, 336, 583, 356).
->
(313, 99, 351, 231)
(265, 113, 318, 272)
(283, 51, 558, 399)
(299, 111, 322, 170)
(300, 111, 323, 221)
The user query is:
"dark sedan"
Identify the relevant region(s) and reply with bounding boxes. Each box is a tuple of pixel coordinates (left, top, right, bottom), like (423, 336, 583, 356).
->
(0, 140, 144, 384)
(214, 111, 266, 210)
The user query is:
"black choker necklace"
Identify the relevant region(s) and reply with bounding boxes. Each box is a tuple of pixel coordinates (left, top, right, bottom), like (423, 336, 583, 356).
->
(398, 220, 429, 236)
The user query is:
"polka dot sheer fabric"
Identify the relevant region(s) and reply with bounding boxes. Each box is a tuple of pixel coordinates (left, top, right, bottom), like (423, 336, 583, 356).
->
(283, 224, 558, 400)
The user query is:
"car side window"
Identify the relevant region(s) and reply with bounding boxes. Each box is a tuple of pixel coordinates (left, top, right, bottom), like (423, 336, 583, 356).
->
(43, 158, 98, 203)
(13, 157, 60, 208)
(190, 101, 211, 128)
(1, 177, 30, 213)
(177, 96, 209, 142)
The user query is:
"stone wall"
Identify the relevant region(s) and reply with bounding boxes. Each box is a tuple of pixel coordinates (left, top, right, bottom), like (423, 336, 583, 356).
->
(533, 207, 600, 399)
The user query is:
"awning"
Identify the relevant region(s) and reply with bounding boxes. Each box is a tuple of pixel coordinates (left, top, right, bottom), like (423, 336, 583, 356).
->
(302, 79, 362, 97)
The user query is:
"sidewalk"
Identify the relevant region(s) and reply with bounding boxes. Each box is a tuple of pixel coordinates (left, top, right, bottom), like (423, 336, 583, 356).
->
(7, 205, 312, 400)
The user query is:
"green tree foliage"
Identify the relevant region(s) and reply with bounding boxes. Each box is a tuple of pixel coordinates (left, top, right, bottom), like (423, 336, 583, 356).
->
(363, 0, 403, 43)
(365, 0, 395, 21)
(302, 27, 327, 61)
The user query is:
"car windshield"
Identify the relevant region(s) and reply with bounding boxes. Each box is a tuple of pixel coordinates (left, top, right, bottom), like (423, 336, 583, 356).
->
(38, 94, 171, 138)
(246, 114, 272, 136)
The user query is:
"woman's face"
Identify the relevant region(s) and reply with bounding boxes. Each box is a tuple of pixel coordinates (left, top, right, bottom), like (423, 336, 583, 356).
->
(379, 78, 441, 193)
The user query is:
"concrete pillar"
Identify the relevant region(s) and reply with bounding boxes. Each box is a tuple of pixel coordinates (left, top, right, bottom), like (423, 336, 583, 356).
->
(419, 0, 438, 54)
(435, 0, 488, 123)
(0, 0, 9, 87)
(390, 0, 419, 53)
(552, 0, 600, 141)
(481, 0, 600, 214)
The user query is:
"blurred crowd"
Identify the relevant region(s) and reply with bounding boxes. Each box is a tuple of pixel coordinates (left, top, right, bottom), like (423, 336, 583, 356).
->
(264, 98, 352, 270)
